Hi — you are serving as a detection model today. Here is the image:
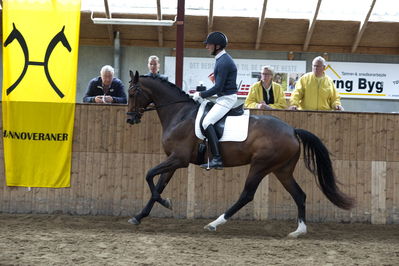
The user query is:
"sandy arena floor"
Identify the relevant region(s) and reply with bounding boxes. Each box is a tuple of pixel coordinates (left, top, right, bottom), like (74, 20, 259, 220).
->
(0, 214, 398, 265)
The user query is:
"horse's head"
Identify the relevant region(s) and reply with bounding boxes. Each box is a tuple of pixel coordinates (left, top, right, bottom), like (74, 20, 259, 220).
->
(126, 70, 153, 124)
(57, 26, 72, 52)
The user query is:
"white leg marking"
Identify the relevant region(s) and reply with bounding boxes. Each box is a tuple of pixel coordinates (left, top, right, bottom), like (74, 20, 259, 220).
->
(204, 213, 227, 231)
(288, 220, 307, 238)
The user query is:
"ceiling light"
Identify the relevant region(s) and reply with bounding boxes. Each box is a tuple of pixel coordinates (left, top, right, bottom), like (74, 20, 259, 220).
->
(91, 11, 175, 26)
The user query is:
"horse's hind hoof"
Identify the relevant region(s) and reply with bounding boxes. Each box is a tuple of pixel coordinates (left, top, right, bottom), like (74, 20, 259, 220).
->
(128, 217, 140, 225)
(204, 224, 216, 231)
(287, 231, 306, 238)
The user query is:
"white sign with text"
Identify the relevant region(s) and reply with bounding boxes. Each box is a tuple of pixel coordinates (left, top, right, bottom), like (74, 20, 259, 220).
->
(164, 56, 306, 98)
(325, 61, 399, 99)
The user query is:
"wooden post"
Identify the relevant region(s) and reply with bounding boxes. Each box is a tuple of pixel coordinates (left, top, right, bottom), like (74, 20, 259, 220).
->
(175, 0, 185, 88)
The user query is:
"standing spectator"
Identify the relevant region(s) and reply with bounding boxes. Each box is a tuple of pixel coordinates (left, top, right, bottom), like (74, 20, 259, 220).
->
(244, 66, 287, 110)
(144, 55, 168, 81)
(289, 56, 343, 111)
(83, 65, 127, 104)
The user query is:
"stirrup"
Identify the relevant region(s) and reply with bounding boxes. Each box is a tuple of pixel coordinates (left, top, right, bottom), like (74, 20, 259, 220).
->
(200, 157, 223, 170)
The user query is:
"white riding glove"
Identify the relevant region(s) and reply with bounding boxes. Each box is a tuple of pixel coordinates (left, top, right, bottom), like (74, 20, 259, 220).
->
(193, 92, 204, 103)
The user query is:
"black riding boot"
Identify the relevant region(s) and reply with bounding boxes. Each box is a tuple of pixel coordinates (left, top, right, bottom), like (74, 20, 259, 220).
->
(201, 125, 223, 170)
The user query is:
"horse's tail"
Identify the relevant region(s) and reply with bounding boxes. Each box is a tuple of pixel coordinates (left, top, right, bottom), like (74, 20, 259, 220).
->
(294, 128, 355, 210)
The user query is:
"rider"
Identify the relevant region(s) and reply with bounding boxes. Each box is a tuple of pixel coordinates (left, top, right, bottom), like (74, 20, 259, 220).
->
(193, 32, 238, 170)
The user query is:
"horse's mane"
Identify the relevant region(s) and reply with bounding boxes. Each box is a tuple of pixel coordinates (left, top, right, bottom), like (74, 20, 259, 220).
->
(140, 75, 193, 101)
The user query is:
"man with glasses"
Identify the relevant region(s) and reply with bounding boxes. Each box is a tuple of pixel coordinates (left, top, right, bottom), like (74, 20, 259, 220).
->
(244, 66, 287, 110)
(289, 56, 343, 111)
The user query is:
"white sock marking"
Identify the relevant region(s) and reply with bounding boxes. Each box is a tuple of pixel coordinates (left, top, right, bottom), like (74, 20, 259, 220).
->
(205, 213, 227, 231)
(288, 220, 307, 238)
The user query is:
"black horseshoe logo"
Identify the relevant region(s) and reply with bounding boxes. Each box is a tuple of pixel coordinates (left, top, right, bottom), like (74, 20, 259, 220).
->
(3, 23, 72, 98)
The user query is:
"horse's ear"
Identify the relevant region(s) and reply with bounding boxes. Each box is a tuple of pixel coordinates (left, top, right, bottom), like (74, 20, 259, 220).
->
(129, 70, 134, 80)
(134, 71, 139, 83)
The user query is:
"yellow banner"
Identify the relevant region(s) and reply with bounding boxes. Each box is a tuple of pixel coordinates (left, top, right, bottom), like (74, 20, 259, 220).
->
(2, 0, 81, 187)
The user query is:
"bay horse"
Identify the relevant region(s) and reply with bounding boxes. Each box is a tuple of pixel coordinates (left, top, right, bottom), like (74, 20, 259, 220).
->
(126, 70, 354, 237)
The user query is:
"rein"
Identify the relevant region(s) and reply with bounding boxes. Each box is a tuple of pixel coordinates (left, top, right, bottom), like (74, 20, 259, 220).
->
(152, 99, 192, 110)
(127, 81, 192, 117)
(135, 99, 192, 113)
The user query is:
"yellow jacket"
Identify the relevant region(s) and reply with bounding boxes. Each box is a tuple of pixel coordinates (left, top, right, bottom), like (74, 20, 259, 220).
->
(290, 72, 341, 111)
(244, 81, 287, 109)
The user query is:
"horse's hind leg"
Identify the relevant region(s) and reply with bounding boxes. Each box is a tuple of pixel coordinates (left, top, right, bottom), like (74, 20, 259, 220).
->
(273, 156, 307, 238)
(204, 163, 267, 231)
(129, 168, 177, 225)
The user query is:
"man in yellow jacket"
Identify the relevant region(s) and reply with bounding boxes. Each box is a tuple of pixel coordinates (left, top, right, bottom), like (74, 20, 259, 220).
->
(244, 66, 287, 110)
(289, 56, 344, 111)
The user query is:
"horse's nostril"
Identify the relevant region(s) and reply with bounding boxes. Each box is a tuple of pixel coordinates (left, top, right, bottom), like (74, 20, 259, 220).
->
(126, 111, 142, 125)
(126, 117, 140, 124)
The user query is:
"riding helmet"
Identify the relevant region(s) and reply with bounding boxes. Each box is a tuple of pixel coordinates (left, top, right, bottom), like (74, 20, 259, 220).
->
(204, 32, 228, 48)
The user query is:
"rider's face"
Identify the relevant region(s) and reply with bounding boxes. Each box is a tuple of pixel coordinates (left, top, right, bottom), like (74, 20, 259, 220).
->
(206, 43, 215, 55)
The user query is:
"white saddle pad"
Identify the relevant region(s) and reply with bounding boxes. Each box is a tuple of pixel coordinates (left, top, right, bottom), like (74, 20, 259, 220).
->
(195, 100, 250, 142)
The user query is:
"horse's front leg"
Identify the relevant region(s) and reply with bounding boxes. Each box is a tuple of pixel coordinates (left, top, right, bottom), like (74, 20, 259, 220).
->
(154, 170, 176, 209)
(129, 156, 185, 225)
(129, 170, 175, 225)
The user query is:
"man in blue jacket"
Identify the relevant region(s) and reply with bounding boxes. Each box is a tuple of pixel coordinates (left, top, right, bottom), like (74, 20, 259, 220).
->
(83, 65, 127, 104)
(193, 32, 238, 170)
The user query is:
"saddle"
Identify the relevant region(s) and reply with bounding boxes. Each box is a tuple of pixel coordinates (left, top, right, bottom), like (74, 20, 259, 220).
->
(195, 100, 250, 164)
(199, 102, 244, 138)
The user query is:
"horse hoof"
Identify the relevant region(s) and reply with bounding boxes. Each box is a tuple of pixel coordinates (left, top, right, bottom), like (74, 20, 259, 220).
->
(128, 217, 140, 225)
(287, 231, 305, 238)
(204, 224, 216, 231)
(164, 198, 173, 210)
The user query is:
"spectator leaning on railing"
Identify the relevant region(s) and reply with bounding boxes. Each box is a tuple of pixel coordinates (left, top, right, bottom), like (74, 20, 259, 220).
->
(83, 65, 127, 104)
(244, 65, 287, 110)
(289, 56, 344, 111)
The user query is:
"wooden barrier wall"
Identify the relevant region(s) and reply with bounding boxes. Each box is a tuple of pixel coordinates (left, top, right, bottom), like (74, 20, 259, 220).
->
(1, 104, 399, 224)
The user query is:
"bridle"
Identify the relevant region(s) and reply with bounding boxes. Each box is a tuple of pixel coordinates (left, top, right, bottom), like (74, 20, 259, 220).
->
(128, 82, 152, 110)
(126, 80, 192, 124)
(126, 82, 150, 124)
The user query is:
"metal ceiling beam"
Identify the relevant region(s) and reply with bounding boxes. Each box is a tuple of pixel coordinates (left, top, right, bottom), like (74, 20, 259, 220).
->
(303, 0, 322, 51)
(103, 0, 114, 45)
(255, 0, 268, 50)
(351, 0, 376, 53)
(208, 0, 214, 33)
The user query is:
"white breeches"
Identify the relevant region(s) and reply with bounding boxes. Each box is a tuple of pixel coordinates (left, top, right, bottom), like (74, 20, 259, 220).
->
(202, 94, 237, 129)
